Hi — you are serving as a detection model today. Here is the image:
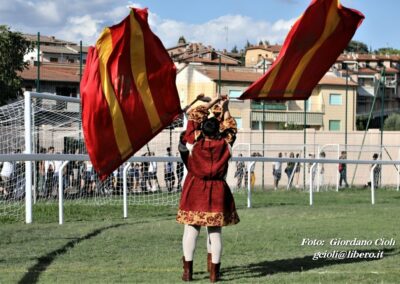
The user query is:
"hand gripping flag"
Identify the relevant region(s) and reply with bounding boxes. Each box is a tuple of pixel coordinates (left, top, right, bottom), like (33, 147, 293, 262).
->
(239, 0, 364, 101)
(81, 8, 182, 179)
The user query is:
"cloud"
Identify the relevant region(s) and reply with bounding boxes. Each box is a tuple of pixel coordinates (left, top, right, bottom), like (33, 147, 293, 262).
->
(0, 0, 295, 49)
(56, 15, 102, 45)
(151, 14, 296, 50)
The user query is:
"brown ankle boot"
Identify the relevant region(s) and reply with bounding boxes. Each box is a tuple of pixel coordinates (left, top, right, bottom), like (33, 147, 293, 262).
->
(182, 256, 193, 281)
(207, 253, 212, 272)
(209, 262, 221, 283)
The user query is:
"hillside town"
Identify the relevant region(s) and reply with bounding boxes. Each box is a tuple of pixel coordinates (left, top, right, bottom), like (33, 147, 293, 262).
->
(18, 34, 398, 132)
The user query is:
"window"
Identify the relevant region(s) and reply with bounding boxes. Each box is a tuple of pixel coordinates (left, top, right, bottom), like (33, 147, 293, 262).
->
(329, 94, 342, 105)
(251, 121, 261, 130)
(306, 99, 311, 111)
(329, 120, 341, 131)
(50, 57, 58, 62)
(234, 117, 242, 129)
(229, 90, 242, 100)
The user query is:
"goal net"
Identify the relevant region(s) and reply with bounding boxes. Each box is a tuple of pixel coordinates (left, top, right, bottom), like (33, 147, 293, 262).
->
(0, 93, 184, 222)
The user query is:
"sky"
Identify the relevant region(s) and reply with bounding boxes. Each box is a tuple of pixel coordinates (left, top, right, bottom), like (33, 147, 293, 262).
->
(0, 0, 398, 51)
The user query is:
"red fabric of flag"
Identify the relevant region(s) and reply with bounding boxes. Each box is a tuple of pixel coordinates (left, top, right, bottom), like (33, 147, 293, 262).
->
(81, 8, 182, 179)
(239, 0, 364, 101)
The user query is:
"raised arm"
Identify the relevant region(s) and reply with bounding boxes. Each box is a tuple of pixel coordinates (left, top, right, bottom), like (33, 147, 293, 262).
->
(183, 93, 212, 114)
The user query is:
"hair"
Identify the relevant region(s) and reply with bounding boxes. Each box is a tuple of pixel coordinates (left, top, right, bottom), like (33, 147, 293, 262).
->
(201, 117, 220, 138)
(373, 153, 379, 159)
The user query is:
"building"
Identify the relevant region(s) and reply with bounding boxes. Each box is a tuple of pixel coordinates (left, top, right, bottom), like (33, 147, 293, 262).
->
(167, 42, 241, 68)
(334, 53, 400, 128)
(244, 44, 282, 67)
(20, 34, 88, 97)
(176, 64, 357, 131)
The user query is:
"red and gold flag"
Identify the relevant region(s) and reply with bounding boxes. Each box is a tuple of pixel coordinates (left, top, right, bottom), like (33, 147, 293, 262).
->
(81, 8, 181, 179)
(239, 0, 364, 101)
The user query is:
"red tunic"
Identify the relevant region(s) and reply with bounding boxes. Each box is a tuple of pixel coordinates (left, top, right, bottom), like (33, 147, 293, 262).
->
(176, 107, 240, 227)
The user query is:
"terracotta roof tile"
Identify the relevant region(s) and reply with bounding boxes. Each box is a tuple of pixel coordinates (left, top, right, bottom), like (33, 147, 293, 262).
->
(20, 63, 81, 82)
(318, 75, 357, 86)
(196, 68, 262, 83)
(358, 67, 377, 74)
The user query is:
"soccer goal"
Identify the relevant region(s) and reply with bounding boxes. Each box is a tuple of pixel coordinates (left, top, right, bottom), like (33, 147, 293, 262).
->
(0, 92, 185, 223)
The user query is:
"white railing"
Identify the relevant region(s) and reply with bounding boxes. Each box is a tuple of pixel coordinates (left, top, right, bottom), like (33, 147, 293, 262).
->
(2, 153, 399, 224)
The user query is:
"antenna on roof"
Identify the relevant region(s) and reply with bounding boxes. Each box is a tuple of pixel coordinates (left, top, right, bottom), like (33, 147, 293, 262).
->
(224, 26, 229, 52)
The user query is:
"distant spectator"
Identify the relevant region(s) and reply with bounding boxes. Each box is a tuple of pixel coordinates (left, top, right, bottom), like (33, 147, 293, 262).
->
(234, 154, 245, 188)
(285, 152, 295, 189)
(44, 146, 56, 197)
(248, 152, 261, 190)
(367, 153, 381, 188)
(0, 159, 14, 198)
(272, 152, 282, 190)
(319, 151, 326, 188)
(133, 163, 140, 191)
(38, 147, 46, 197)
(148, 152, 159, 192)
(339, 151, 349, 188)
(176, 152, 184, 191)
(164, 147, 175, 192)
(140, 152, 150, 192)
(308, 154, 317, 190)
(294, 153, 301, 188)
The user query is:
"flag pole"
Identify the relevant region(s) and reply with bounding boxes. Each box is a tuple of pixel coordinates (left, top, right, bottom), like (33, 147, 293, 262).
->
(380, 66, 386, 186)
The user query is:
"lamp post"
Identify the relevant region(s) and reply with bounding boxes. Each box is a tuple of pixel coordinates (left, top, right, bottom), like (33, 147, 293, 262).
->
(343, 60, 357, 151)
(262, 58, 266, 189)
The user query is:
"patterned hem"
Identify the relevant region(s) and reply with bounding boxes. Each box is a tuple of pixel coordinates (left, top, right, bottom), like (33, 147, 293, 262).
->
(176, 209, 240, 226)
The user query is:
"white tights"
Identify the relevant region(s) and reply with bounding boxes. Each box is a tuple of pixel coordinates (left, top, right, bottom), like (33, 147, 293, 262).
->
(182, 225, 222, 263)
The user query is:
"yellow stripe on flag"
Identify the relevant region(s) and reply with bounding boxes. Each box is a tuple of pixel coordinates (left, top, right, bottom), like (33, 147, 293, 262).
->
(96, 28, 132, 159)
(284, 0, 340, 97)
(259, 60, 283, 98)
(129, 10, 162, 133)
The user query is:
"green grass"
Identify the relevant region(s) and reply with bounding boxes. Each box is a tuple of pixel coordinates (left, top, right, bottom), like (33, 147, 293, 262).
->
(0, 189, 399, 283)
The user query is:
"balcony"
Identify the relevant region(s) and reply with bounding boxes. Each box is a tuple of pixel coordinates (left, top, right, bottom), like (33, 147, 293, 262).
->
(251, 101, 286, 110)
(251, 110, 324, 126)
(358, 85, 375, 97)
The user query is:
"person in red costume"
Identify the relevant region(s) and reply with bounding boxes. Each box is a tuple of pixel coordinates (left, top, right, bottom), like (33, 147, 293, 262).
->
(177, 93, 240, 282)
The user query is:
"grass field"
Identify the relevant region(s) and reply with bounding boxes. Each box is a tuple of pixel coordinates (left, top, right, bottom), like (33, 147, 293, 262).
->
(0, 188, 399, 283)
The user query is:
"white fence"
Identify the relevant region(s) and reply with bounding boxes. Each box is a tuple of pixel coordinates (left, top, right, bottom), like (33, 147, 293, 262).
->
(0, 92, 400, 224)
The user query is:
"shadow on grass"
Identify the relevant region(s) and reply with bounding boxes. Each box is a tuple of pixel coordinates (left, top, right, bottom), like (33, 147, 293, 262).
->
(18, 223, 128, 284)
(221, 248, 397, 281)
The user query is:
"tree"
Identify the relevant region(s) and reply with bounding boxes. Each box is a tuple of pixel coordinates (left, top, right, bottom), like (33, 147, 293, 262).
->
(345, 40, 368, 54)
(230, 45, 238, 53)
(383, 113, 400, 130)
(177, 36, 187, 45)
(245, 40, 252, 49)
(0, 25, 31, 105)
(375, 47, 400, 55)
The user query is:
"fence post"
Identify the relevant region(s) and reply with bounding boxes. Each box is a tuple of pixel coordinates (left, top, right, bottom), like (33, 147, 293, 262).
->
(123, 163, 131, 218)
(24, 91, 33, 224)
(58, 161, 69, 225)
(370, 164, 376, 205)
(309, 163, 316, 206)
(247, 162, 253, 208)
